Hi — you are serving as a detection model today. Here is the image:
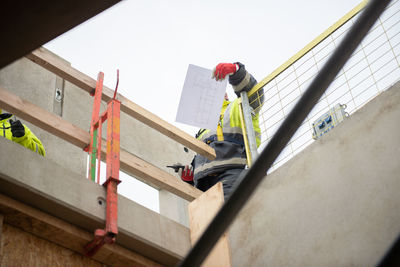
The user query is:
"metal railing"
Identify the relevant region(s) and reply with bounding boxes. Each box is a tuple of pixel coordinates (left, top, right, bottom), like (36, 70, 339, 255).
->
(249, 0, 400, 172)
(179, 0, 393, 265)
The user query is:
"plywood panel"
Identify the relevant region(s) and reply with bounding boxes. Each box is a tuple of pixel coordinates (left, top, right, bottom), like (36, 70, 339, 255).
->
(0, 194, 163, 267)
(188, 183, 231, 267)
(1, 224, 105, 267)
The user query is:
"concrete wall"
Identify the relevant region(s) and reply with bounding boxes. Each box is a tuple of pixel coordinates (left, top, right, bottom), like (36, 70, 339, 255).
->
(0, 136, 191, 265)
(0, 57, 88, 175)
(229, 82, 400, 266)
(0, 54, 194, 225)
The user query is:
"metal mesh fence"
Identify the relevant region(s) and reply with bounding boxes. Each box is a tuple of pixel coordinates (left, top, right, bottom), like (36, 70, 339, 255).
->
(251, 0, 400, 172)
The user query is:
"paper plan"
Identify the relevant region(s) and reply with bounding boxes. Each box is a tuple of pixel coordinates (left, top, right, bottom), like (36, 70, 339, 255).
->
(176, 64, 227, 130)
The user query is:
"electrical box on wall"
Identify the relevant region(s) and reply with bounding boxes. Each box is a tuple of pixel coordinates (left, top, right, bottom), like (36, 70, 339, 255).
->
(312, 103, 348, 140)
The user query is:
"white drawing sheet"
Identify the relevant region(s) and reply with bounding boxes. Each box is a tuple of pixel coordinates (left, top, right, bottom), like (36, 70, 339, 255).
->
(175, 64, 227, 130)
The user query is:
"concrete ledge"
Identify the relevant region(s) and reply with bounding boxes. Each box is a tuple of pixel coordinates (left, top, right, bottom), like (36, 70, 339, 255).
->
(230, 82, 400, 266)
(0, 138, 190, 266)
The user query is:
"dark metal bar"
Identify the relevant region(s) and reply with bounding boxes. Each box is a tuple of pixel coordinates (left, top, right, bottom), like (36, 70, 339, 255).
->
(178, 0, 392, 266)
(377, 233, 400, 266)
(0, 0, 121, 70)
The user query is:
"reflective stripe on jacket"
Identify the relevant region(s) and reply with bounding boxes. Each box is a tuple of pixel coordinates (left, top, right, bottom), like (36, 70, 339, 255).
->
(0, 115, 46, 156)
(193, 63, 263, 181)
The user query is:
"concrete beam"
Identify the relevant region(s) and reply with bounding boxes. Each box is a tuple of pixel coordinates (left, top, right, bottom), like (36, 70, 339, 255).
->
(0, 138, 191, 266)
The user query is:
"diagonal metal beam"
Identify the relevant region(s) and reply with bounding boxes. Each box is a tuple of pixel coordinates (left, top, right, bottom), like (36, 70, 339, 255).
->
(178, 0, 393, 265)
(0, 0, 121, 69)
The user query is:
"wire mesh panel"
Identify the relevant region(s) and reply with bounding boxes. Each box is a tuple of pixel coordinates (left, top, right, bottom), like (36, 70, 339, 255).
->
(251, 0, 400, 172)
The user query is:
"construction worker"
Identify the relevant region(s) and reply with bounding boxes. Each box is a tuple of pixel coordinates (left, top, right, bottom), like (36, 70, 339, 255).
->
(178, 62, 263, 198)
(0, 109, 46, 156)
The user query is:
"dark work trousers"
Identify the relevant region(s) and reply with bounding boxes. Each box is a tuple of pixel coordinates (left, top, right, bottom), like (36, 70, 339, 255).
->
(195, 168, 245, 200)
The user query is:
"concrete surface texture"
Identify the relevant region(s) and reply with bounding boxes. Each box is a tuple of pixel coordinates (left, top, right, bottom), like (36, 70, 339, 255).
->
(229, 81, 400, 267)
(0, 55, 195, 224)
(159, 190, 190, 227)
(0, 137, 190, 265)
(0, 57, 88, 175)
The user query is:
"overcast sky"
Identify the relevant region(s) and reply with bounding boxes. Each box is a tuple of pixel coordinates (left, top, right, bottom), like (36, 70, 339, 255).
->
(44, 0, 362, 211)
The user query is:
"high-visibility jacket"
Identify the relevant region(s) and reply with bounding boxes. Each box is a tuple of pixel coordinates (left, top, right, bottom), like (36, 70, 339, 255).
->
(193, 62, 263, 182)
(0, 113, 46, 156)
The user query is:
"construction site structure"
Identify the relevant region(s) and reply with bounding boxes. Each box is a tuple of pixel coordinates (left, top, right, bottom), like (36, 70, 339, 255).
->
(1, 0, 400, 266)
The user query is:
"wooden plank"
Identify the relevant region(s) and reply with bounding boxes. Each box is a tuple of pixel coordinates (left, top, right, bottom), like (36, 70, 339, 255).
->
(0, 194, 162, 267)
(26, 47, 216, 160)
(0, 0, 121, 69)
(188, 183, 232, 267)
(0, 86, 90, 148)
(0, 86, 201, 201)
(119, 149, 202, 201)
(26, 48, 96, 94)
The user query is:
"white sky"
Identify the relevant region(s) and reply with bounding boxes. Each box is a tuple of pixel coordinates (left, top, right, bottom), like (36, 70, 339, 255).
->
(44, 0, 362, 212)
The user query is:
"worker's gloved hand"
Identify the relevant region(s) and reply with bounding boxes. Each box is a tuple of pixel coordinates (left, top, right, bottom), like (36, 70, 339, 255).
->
(10, 119, 25, 138)
(178, 165, 194, 183)
(212, 63, 238, 81)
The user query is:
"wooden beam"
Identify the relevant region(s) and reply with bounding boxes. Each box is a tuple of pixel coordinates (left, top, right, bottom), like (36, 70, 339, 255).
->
(0, 86, 90, 148)
(119, 151, 201, 201)
(188, 183, 232, 266)
(0, 87, 201, 201)
(0, 0, 121, 69)
(0, 194, 162, 267)
(26, 47, 216, 160)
